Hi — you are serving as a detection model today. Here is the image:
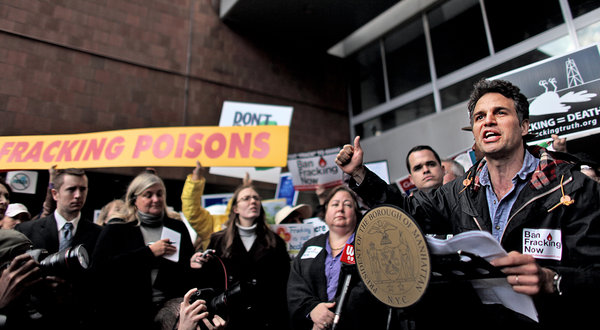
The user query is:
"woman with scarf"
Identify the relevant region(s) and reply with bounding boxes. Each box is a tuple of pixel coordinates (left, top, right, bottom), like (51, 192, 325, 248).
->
(190, 183, 291, 330)
(92, 172, 195, 330)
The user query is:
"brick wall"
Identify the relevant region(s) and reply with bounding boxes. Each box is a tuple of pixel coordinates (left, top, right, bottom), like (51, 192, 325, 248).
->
(0, 0, 350, 184)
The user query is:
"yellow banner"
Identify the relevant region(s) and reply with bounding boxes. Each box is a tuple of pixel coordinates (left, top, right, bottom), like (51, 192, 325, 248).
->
(0, 126, 289, 170)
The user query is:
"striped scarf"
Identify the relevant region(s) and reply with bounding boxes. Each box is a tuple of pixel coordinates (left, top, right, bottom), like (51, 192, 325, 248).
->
(467, 146, 568, 192)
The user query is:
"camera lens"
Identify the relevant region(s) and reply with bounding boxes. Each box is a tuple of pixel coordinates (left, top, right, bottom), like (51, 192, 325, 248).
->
(39, 244, 89, 275)
(72, 245, 89, 270)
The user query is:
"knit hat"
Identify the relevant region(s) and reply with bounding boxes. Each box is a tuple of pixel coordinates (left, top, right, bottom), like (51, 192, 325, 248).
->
(0, 230, 33, 266)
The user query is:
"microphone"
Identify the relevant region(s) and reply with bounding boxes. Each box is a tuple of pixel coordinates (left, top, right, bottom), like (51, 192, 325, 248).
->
(332, 244, 355, 330)
(339, 244, 355, 265)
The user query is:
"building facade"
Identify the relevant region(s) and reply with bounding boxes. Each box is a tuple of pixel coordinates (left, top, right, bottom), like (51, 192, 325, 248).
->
(338, 0, 600, 181)
(2, 0, 599, 214)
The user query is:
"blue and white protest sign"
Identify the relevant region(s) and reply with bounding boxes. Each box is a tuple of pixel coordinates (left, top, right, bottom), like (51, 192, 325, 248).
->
(275, 172, 298, 206)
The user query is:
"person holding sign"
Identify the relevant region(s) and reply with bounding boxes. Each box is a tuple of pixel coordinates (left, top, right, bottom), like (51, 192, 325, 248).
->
(92, 171, 195, 330)
(335, 79, 600, 329)
(287, 186, 388, 330)
(189, 183, 290, 330)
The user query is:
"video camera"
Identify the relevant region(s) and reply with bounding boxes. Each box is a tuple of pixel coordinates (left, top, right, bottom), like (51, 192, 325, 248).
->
(26, 244, 90, 277)
(189, 279, 257, 318)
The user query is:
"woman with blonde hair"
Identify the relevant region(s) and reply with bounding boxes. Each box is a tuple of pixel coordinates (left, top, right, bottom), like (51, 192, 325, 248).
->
(92, 172, 196, 330)
(190, 183, 290, 330)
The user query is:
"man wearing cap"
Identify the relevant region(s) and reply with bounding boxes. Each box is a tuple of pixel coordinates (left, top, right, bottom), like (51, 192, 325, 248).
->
(1, 203, 32, 230)
(275, 204, 313, 224)
(0, 230, 43, 328)
(335, 79, 600, 329)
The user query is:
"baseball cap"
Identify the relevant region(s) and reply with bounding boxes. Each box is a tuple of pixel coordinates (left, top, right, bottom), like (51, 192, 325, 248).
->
(6, 203, 31, 218)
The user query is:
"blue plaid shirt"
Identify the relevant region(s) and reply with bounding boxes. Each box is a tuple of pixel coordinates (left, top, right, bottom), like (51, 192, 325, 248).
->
(479, 150, 539, 242)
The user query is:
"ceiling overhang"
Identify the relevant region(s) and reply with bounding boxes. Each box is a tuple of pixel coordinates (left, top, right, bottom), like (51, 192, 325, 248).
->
(218, 0, 402, 55)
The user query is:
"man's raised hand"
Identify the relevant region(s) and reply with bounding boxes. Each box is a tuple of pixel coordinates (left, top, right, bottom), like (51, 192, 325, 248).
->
(335, 136, 366, 184)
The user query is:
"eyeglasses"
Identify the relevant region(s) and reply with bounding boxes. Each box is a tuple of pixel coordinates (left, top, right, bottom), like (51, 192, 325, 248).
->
(237, 195, 261, 203)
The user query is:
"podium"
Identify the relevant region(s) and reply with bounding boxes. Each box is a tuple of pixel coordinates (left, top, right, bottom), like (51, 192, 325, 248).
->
(429, 249, 506, 284)
(352, 205, 537, 329)
(354, 205, 507, 309)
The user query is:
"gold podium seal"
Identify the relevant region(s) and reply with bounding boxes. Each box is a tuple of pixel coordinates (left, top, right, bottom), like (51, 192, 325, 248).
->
(355, 205, 430, 308)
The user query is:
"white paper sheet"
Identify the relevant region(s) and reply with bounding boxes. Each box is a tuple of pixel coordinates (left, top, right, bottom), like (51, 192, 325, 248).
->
(161, 227, 181, 263)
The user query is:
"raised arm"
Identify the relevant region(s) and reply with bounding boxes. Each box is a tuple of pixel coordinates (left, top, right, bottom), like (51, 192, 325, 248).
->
(181, 161, 215, 250)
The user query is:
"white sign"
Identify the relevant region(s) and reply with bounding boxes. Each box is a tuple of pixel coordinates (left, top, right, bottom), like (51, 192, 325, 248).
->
(218, 101, 293, 127)
(365, 160, 390, 184)
(209, 101, 293, 184)
(300, 245, 323, 259)
(304, 217, 329, 236)
(6, 170, 38, 195)
(522, 228, 562, 261)
(287, 147, 343, 191)
(271, 223, 315, 258)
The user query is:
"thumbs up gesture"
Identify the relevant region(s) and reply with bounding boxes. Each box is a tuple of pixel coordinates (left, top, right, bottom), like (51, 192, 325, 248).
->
(335, 136, 366, 184)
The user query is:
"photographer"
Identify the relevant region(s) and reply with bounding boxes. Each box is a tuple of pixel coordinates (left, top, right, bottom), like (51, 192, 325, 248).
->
(0, 230, 41, 328)
(1, 229, 93, 329)
(155, 288, 226, 330)
(0, 254, 41, 309)
(181, 288, 226, 330)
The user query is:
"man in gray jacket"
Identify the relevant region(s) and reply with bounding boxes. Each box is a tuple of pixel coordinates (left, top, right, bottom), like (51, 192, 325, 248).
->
(336, 79, 600, 329)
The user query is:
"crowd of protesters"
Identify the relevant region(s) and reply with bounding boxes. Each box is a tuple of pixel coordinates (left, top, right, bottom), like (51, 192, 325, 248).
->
(2, 79, 600, 330)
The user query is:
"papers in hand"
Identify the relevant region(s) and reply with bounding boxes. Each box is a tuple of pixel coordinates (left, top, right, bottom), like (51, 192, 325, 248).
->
(161, 227, 181, 263)
(426, 231, 538, 322)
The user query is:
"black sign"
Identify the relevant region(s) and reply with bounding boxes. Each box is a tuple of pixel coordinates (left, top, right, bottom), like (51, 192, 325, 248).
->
(493, 45, 600, 144)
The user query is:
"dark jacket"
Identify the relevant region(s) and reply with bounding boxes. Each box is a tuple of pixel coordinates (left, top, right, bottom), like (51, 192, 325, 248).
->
(201, 228, 291, 330)
(15, 213, 101, 257)
(287, 233, 389, 330)
(91, 217, 195, 330)
(351, 147, 600, 329)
